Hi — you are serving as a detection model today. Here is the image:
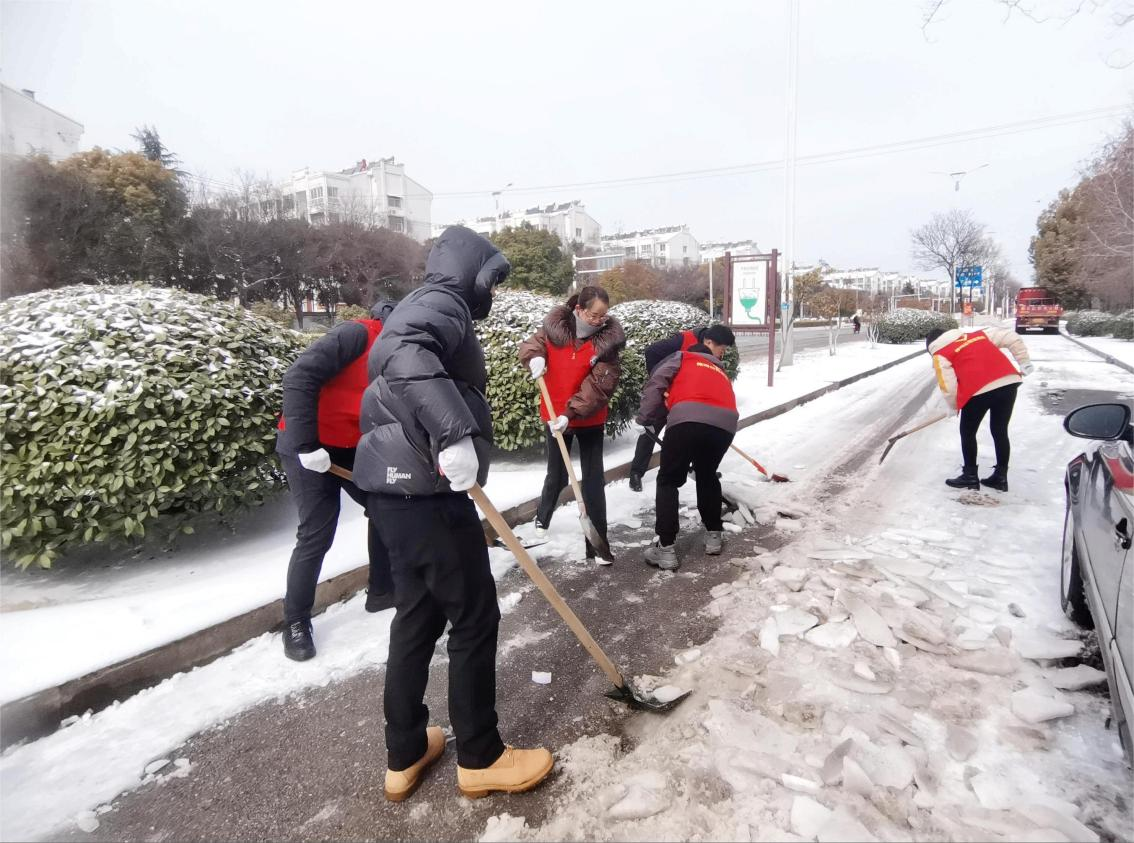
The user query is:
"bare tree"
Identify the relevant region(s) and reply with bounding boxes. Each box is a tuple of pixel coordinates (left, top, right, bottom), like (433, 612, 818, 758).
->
(911, 209, 988, 311)
(1075, 121, 1134, 308)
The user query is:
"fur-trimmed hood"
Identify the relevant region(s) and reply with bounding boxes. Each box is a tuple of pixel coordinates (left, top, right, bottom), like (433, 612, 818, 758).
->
(542, 304, 626, 362)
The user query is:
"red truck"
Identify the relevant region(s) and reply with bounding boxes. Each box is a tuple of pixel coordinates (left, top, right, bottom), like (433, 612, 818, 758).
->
(1015, 287, 1063, 334)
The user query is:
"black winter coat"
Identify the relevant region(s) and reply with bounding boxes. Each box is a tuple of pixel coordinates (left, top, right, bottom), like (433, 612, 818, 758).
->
(353, 227, 498, 496)
(275, 300, 396, 457)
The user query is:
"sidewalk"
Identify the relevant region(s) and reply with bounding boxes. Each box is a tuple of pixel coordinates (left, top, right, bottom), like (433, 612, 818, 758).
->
(0, 340, 919, 719)
(1059, 329, 1134, 373)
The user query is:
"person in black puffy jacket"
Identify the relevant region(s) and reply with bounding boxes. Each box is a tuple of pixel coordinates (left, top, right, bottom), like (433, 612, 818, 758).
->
(276, 299, 397, 662)
(353, 226, 554, 804)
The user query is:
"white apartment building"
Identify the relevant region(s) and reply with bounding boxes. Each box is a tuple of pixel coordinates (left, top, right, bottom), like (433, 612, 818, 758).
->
(1, 85, 84, 160)
(601, 225, 700, 268)
(820, 267, 945, 297)
(456, 200, 602, 249)
(700, 239, 761, 264)
(265, 157, 432, 242)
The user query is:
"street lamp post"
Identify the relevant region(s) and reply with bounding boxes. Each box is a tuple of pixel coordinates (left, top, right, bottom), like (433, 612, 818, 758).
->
(491, 182, 513, 233)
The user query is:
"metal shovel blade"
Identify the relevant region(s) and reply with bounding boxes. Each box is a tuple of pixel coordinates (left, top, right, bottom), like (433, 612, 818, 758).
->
(582, 515, 614, 562)
(605, 680, 692, 712)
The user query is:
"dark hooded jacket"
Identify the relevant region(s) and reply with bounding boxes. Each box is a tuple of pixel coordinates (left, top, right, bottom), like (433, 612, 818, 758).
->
(276, 299, 397, 456)
(352, 227, 501, 495)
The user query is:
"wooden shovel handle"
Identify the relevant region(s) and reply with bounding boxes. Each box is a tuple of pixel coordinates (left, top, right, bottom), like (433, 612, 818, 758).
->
(468, 484, 625, 689)
(328, 463, 354, 482)
(729, 443, 771, 478)
(535, 375, 589, 517)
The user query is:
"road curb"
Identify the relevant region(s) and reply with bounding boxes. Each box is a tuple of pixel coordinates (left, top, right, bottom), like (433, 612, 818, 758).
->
(0, 346, 923, 749)
(1059, 330, 1134, 375)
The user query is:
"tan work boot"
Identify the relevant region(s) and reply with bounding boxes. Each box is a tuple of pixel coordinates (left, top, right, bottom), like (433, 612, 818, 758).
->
(457, 746, 554, 799)
(384, 726, 446, 802)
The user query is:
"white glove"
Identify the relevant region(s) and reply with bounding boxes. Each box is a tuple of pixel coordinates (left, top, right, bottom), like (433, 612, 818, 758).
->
(528, 357, 547, 380)
(298, 448, 331, 473)
(549, 415, 569, 434)
(438, 436, 479, 492)
(1020, 362, 1035, 376)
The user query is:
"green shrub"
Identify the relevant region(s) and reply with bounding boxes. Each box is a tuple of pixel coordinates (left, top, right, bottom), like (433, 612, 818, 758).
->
(1066, 309, 1130, 338)
(1112, 311, 1134, 340)
(875, 308, 959, 344)
(0, 284, 305, 568)
(249, 299, 294, 328)
(337, 304, 369, 322)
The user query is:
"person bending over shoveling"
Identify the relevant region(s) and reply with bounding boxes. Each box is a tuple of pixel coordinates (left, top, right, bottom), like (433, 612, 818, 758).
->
(635, 329, 738, 571)
(353, 226, 553, 803)
(275, 299, 398, 662)
(628, 324, 737, 493)
(925, 325, 1033, 492)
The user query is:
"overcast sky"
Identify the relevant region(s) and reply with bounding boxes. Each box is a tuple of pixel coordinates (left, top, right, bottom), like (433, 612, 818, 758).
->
(3, 0, 1131, 282)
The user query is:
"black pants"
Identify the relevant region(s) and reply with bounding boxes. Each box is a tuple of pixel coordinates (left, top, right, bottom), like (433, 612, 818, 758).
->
(536, 426, 608, 557)
(368, 492, 506, 771)
(655, 422, 734, 546)
(282, 447, 393, 624)
(630, 424, 663, 478)
(959, 383, 1019, 468)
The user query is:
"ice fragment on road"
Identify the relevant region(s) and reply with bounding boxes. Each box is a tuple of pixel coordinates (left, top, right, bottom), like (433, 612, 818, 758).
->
(143, 758, 171, 776)
(946, 724, 978, 761)
(948, 648, 1018, 676)
(759, 617, 781, 657)
(480, 813, 530, 842)
(675, 648, 702, 665)
(650, 685, 687, 704)
(841, 757, 874, 797)
(776, 608, 819, 637)
(781, 773, 822, 794)
(772, 566, 809, 591)
(531, 671, 552, 685)
(817, 808, 878, 843)
(1011, 689, 1074, 724)
(805, 621, 858, 649)
(1013, 634, 1082, 661)
(1049, 664, 1108, 690)
(75, 812, 99, 834)
(807, 547, 873, 561)
(1025, 804, 1099, 843)
(820, 739, 854, 785)
(883, 647, 901, 671)
(853, 661, 875, 681)
(790, 796, 833, 839)
(836, 590, 897, 648)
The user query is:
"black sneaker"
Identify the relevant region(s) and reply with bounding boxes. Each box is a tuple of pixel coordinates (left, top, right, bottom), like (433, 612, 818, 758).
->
(365, 590, 395, 613)
(629, 473, 643, 492)
(283, 620, 316, 661)
(945, 466, 980, 490)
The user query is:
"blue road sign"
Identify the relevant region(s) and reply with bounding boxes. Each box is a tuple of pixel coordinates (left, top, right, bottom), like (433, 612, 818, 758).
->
(956, 266, 983, 288)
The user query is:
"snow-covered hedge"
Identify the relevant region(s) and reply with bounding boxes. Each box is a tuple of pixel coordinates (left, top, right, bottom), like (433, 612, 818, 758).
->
(1065, 310, 1133, 339)
(475, 294, 737, 450)
(0, 285, 305, 568)
(875, 308, 959, 344)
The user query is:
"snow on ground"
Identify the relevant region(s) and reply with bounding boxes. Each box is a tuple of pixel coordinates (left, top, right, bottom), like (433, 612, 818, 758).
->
(0, 339, 914, 705)
(482, 333, 1134, 843)
(1070, 334, 1134, 370)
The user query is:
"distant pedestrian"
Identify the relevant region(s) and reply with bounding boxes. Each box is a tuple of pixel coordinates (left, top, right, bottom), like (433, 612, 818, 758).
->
(635, 328, 738, 570)
(925, 326, 1033, 492)
(628, 324, 735, 493)
(852, 314, 861, 334)
(519, 285, 625, 564)
(353, 226, 553, 802)
(275, 300, 398, 662)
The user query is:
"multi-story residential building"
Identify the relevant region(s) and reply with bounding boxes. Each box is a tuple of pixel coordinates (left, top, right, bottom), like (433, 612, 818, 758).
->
(700, 239, 761, 264)
(453, 200, 602, 250)
(262, 157, 432, 242)
(1, 84, 83, 160)
(601, 225, 700, 268)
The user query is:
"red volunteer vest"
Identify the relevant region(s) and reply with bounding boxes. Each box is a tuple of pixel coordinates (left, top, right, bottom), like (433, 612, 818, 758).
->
(278, 319, 383, 448)
(679, 330, 699, 351)
(541, 338, 608, 428)
(934, 330, 1018, 409)
(665, 352, 737, 413)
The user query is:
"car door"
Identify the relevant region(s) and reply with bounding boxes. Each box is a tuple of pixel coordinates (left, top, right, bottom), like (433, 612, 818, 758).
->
(1080, 438, 1134, 636)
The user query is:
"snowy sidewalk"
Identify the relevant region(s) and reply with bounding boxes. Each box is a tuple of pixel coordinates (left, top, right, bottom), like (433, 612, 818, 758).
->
(0, 340, 916, 708)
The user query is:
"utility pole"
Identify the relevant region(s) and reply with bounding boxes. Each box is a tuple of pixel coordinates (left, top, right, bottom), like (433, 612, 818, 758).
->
(778, 0, 800, 371)
(709, 259, 714, 321)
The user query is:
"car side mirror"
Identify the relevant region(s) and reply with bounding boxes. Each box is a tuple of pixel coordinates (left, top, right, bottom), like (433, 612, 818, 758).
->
(1064, 403, 1132, 441)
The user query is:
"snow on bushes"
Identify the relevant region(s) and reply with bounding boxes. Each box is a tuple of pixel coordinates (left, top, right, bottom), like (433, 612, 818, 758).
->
(475, 294, 736, 451)
(874, 308, 959, 344)
(1065, 310, 1133, 339)
(0, 285, 305, 568)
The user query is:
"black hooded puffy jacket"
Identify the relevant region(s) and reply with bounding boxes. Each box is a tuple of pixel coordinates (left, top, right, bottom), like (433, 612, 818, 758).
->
(352, 227, 500, 495)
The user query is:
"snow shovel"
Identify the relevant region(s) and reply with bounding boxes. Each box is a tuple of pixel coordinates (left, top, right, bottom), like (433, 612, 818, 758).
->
(729, 444, 790, 483)
(468, 483, 690, 713)
(327, 464, 545, 550)
(878, 412, 950, 465)
(534, 376, 614, 562)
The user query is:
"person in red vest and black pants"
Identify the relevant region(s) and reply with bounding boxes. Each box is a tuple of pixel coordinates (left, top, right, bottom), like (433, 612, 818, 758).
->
(925, 326, 1033, 492)
(518, 286, 625, 564)
(275, 299, 397, 661)
(629, 324, 736, 492)
(635, 328, 737, 570)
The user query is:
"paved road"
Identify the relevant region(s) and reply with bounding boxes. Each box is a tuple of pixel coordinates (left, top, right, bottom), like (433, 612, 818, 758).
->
(735, 324, 865, 363)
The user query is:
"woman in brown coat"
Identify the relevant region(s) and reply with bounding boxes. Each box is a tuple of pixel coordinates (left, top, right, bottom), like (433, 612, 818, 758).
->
(518, 286, 625, 564)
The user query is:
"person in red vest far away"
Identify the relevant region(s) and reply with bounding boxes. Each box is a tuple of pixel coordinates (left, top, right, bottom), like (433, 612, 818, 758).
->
(629, 324, 738, 492)
(925, 326, 1033, 493)
(275, 299, 397, 661)
(518, 286, 626, 564)
(634, 328, 738, 571)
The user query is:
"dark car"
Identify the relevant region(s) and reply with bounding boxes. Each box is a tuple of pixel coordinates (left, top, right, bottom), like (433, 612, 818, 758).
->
(1061, 402, 1134, 758)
